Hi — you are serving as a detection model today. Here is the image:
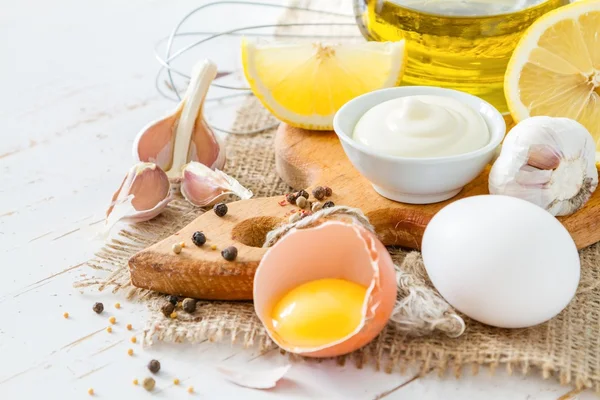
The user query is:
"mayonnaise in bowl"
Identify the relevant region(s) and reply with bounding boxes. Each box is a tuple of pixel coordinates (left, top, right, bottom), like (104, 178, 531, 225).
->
(352, 95, 490, 158)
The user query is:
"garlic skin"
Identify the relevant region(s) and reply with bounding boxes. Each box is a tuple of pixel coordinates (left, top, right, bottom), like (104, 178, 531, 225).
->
(133, 59, 225, 181)
(181, 161, 253, 207)
(106, 162, 172, 224)
(489, 116, 598, 216)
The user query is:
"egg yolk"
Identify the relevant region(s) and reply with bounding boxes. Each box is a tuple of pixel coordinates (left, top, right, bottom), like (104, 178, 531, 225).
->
(270, 278, 367, 348)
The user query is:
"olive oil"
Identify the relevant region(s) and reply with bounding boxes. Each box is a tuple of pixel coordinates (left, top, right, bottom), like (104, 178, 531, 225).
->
(354, 0, 568, 114)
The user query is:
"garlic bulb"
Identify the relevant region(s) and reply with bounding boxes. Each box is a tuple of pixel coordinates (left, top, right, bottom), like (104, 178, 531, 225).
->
(133, 59, 225, 181)
(106, 162, 172, 225)
(489, 116, 598, 216)
(181, 161, 252, 207)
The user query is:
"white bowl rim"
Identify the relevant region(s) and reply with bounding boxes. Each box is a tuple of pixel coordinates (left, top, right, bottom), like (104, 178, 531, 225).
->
(332, 86, 506, 164)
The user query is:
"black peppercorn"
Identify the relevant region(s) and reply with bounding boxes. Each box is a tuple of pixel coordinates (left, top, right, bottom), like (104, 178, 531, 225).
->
(286, 192, 299, 204)
(147, 359, 161, 374)
(182, 298, 197, 313)
(323, 201, 335, 208)
(213, 202, 228, 217)
(161, 302, 175, 318)
(324, 186, 332, 197)
(221, 246, 238, 261)
(298, 189, 309, 199)
(92, 302, 104, 314)
(312, 186, 325, 200)
(192, 231, 206, 246)
(167, 295, 178, 305)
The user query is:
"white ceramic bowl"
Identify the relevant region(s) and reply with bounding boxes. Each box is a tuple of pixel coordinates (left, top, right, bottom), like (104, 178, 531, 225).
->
(333, 86, 506, 204)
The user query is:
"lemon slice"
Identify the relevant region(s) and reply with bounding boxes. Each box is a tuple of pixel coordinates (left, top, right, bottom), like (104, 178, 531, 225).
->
(241, 40, 407, 130)
(505, 0, 600, 148)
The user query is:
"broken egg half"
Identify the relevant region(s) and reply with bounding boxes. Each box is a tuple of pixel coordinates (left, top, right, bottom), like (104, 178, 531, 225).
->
(253, 220, 397, 358)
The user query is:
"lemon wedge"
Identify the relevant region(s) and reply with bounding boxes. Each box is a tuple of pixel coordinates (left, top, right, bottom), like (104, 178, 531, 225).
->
(241, 40, 407, 130)
(505, 0, 600, 148)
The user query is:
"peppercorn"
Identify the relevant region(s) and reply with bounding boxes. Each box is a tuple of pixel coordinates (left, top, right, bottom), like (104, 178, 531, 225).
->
(92, 302, 104, 314)
(161, 302, 175, 318)
(147, 359, 161, 374)
(298, 189, 309, 199)
(286, 192, 299, 204)
(167, 295, 178, 305)
(221, 246, 238, 261)
(109, 316, 116, 324)
(182, 298, 197, 313)
(213, 202, 228, 217)
(172, 243, 182, 254)
(295, 196, 307, 208)
(142, 377, 156, 391)
(192, 231, 206, 246)
(323, 201, 335, 208)
(324, 186, 332, 197)
(312, 186, 326, 200)
(312, 202, 323, 212)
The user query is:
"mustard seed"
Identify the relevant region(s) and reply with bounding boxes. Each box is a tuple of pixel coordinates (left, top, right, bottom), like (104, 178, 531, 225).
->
(88, 388, 94, 395)
(295, 196, 307, 208)
(182, 298, 197, 313)
(221, 246, 238, 261)
(192, 231, 206, 246)
(210, 244, 217, 250)
(172, 243, 182, 254)
(109, 316, 116, 324)
(131, 336, 137, 344)
(173, 378, 180, 385)
(106, 326, 112, 333)
(92, 302, 104, 314)
(213, 202, 228, 217)
(126, 324, 133, 331)
(312, 186, 326, 200)
(115, 302, 121, 309)
(127, 348, 134, 356)
(187, 386, 194, 393)
(148, 359, 161, 374)
(63, 312, 69, 319)
(161, 303, 175, 318)
(143, 377, 156, 391)
(133, 379, 139, 385)
(170, 311, 178, 319)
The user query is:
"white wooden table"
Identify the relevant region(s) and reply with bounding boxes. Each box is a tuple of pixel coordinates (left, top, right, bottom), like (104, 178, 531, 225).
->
(0, 0, 593, 398)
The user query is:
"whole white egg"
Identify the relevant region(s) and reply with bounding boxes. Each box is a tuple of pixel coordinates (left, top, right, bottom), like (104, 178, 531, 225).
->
(422, 195, 580, 328)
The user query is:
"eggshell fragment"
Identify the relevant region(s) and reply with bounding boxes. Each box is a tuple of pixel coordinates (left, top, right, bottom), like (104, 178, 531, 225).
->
(253, 220, 397, 358)
(217, 365, 291, 389)
(422, 195, 580, 328)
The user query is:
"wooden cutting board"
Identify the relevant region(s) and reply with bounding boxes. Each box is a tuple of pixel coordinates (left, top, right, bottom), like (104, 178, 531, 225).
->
(128, 123, 600, 300)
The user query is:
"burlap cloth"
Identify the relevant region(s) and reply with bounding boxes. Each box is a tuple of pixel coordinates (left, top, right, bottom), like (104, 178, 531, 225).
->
(79, 0, 600, 393)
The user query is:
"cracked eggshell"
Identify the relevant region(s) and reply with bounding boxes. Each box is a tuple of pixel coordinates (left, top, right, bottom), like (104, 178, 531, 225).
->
(253, 221, 397, 358)
(422, 195, 580, 329)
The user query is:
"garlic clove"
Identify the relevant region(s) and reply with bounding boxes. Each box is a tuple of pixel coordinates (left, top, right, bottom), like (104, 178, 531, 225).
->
(132, 59, 225, 181)
(489, 116, 598, 216)
(180, 161, 252, 207)
(106, 162, 172, 225)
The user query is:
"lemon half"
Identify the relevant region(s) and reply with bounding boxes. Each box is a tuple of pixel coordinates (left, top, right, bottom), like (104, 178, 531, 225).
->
(242, 40, 407, 130)
(505, 0, 600, 148)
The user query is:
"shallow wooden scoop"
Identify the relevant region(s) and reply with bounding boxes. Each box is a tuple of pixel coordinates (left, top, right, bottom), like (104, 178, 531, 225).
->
(128, 124, 600, 300)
